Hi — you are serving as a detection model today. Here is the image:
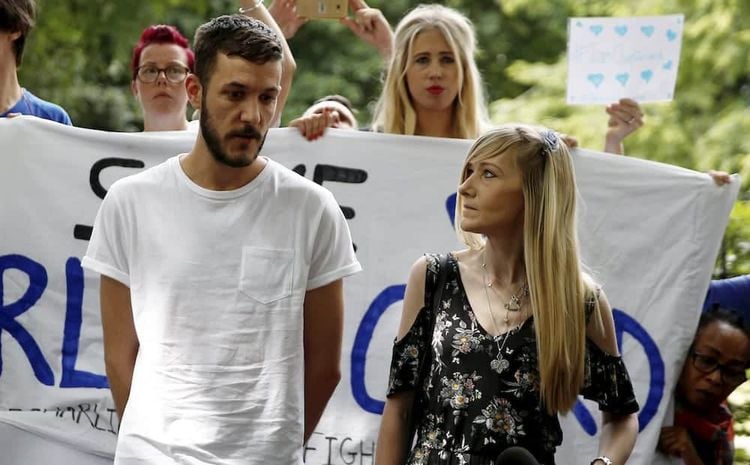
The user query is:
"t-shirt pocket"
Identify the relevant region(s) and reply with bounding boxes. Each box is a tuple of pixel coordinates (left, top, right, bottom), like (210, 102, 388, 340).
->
(239, 247, 295, 304)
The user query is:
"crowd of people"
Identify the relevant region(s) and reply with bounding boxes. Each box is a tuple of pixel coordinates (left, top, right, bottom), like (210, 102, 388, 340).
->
(1, 0, 748, 465)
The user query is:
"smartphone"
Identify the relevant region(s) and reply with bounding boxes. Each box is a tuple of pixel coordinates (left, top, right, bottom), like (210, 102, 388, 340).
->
(296, 0, 347, 19)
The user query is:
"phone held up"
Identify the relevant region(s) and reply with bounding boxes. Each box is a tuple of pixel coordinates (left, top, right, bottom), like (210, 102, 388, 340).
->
(296, 0, 347, 19)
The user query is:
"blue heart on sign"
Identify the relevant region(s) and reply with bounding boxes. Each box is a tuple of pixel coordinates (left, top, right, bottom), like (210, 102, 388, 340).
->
(589, 25, 603, 36)
(614, 25, 628, 36)
(662, 60, 673, 70)
(640, 25, 655, 37)
(640, 69, 654, 83)
(666, 29, 677, 41)
(587, 73, 605, 87)
(615, 73, 629, 86)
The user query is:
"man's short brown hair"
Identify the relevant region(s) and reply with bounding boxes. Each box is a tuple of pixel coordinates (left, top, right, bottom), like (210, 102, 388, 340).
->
(193, 14, 282, 88)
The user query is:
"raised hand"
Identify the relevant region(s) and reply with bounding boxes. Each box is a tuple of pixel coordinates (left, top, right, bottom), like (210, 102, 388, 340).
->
(604, 98, 644, 154)
(339, 0, 394, 60)
(268, 0, 308, 39)
(708, 170, 731, 186)
(289, 108, 341, 141)
(658, 426, 703, 465)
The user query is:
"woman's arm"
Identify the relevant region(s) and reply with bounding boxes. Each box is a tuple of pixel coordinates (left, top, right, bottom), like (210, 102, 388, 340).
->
(340, 0, 394, 61)
(587, 291, 639, 465)
(595, 412, 639, 465)
(376, 390, 416, 465)
(375, 256, 429, 465)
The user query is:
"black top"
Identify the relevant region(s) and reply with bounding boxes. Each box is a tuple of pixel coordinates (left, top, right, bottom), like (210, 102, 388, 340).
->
(387, 253, 639, 465)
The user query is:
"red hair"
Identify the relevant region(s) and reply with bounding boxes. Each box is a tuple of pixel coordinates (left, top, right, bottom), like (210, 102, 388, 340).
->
(131, 25, 195, 80)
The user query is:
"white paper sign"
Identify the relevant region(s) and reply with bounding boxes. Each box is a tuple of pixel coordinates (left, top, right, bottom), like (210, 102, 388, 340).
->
(566, 15, 684, 104)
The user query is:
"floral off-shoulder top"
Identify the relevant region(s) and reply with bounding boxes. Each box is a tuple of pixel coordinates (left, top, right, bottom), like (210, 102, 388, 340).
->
(387, 253, 639, 465)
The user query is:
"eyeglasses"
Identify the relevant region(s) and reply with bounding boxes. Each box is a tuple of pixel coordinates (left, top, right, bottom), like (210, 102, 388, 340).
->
(136, 65, 189, 84)
(691, 351, 748, 385)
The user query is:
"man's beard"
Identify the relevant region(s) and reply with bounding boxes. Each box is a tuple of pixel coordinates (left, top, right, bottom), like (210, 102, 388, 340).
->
(200, 104, 266, 168)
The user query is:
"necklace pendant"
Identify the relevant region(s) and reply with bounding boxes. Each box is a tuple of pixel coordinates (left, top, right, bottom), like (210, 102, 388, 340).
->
(491, 353, 510, 374)
(504, 296, 521, 311)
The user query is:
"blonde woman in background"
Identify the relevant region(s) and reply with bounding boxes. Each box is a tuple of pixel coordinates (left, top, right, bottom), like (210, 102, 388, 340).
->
(295, 1, 643, 150)
(292, 3, 488, 139)
(376, 124, 639, 465)
(369, 4, 486, 138)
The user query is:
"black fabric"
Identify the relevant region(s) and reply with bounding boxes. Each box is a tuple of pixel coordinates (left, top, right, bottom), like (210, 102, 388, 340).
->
(387, 253, 639, 465)
(404, 253, 450, 455)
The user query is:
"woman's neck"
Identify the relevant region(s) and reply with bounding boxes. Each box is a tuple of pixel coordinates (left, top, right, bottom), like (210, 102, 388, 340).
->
(143, 112, 189, 132)
(482, 231, 526, 287)
(414, 106, 455, 138)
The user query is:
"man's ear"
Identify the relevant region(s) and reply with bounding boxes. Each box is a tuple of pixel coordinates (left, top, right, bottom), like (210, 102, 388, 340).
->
(186, 74, 202, 111)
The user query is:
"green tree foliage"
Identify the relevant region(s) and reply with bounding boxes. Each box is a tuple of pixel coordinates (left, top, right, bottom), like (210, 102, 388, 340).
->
(18, 0, 748, 276)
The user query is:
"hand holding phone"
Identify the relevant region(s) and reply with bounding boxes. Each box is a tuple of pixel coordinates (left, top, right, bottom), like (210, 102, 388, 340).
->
(296, 0, 347, 19)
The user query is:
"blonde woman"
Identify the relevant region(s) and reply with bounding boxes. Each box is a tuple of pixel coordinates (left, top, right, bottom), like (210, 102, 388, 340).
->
(368, 4, 486, 138)
(292, 2, 487, 140)
(297, 2, 643, 150)
(376, 124, 639, 465)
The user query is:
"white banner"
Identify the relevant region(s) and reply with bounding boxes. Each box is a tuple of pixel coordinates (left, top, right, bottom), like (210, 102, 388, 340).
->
(0, 117, 738, 464)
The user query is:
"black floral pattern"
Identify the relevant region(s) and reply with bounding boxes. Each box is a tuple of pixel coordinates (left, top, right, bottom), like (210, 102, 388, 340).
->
(387, 253, 639, 465)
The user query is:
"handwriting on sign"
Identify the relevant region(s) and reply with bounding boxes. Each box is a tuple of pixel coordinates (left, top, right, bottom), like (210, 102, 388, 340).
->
(8, 404, 118, 434)
(304, 432, 375, 465)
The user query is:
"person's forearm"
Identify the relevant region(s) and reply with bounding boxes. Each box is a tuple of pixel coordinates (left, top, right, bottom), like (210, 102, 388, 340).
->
(304, 366, 340, 442)
(604, 135, 625, 155)
(375, 401, 411, 465)
(105, 353, 137, 420)
(596, 412, 638, 465)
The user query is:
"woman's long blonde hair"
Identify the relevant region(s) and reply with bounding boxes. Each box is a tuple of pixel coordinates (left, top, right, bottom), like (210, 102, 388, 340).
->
(371, 4, 487, 138)
(455, 124, 598, 413)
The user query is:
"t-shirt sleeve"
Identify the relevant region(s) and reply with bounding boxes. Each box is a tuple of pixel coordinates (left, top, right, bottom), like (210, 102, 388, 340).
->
(81, 184, 131, 286)
(305, 189, 362, 290)
(58, 109, 73, 126)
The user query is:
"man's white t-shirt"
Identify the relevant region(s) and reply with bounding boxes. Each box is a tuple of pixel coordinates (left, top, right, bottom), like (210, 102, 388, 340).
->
(82, 156, 361, 465)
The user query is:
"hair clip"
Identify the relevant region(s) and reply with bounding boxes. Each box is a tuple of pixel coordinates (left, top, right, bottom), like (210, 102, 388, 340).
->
(540, 130, 560, 157)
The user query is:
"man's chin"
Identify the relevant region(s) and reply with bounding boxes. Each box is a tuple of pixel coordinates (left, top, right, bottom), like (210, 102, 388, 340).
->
(219, 151, 257, 168)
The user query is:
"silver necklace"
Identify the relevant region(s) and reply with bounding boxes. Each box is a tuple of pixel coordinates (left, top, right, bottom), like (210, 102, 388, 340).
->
(481, 261, 529, 325)
(481, 253, 528, 374)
